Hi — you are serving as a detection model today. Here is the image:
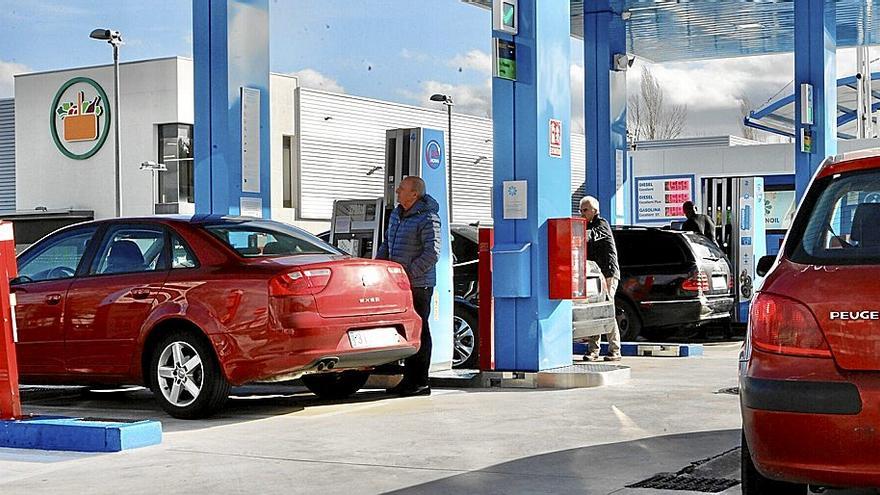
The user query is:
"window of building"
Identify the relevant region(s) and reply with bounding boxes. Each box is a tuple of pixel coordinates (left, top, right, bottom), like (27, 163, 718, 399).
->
(157, 124, 194, 205)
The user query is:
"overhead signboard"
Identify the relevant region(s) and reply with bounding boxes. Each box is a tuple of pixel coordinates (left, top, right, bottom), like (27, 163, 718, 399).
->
(635, 175, 695, 223)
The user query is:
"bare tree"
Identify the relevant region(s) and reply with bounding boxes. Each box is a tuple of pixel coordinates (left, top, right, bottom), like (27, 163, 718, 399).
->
(739, 94, 758, 141)
(627, 66, 688, 141)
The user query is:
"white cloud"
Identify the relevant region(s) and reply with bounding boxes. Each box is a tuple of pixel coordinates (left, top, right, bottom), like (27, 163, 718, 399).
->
(0, 60, 29, 98)
(448, 49, 491, 75)
(570, 64, 585, 134)
(400, 48, 430, 63)
(289, 68, 345, 93)
(622, 46, 875, 138)
(400, 79, 493, 118)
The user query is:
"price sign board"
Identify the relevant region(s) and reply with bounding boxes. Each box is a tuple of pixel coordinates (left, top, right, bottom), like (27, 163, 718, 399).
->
(635, 175, 695, 222)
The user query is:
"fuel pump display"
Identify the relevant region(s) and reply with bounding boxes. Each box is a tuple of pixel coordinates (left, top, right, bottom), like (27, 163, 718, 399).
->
(329, 198, 385, 258)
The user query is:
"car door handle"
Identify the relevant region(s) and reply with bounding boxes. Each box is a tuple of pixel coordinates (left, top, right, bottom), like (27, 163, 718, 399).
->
(45, 294, 62, 305)
(130, 288, 152, 300)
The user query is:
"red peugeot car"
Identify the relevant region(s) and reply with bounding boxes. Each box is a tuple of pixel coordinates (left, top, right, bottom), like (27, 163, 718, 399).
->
(12, 216, 421, 419)
(741, 148, 880, 492)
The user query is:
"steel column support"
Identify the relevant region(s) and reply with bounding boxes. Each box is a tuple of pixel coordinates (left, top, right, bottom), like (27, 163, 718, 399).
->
(584, 1, 628, 224)
(491, 0, 572, 371)
(794, 0, 836, 200)
(194, 0, 272, 217)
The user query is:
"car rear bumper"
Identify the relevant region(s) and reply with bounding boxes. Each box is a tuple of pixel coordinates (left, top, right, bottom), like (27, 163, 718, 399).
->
(639, 295, 733, 328)
(217, 309, 422, 384)
(572, 300, 616, 340)
(741, 352, 880, 487)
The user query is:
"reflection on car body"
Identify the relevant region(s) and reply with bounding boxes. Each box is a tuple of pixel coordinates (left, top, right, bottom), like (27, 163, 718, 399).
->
(13, 215, 422, 419)
(740, 149, 880, 492)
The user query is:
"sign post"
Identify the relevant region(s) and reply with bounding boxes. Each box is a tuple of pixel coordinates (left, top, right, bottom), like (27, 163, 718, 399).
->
(0, 221, 20, 420)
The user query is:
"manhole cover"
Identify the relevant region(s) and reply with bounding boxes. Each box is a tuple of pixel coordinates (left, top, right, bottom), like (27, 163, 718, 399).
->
(627, 474, 740, 493)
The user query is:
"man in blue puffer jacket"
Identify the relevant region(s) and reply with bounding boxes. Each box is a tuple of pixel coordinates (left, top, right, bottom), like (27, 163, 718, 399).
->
(376, 176, 441, 396)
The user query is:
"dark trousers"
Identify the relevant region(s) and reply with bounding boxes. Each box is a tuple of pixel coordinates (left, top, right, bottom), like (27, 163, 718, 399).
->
(405, 287, 434, 386)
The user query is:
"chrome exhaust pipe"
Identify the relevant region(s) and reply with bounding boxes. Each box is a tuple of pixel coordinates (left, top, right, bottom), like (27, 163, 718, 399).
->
(326, 360, 336, 370)
(316, 362, 325, 372)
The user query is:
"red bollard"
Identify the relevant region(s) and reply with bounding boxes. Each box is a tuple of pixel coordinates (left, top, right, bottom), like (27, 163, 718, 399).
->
(0, 221, 20, 419)
(478, 227, 494, 371)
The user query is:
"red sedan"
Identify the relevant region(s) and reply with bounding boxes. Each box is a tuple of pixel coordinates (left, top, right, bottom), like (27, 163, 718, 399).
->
(740, 148, 880, 492)
(12, 216, 421, 418)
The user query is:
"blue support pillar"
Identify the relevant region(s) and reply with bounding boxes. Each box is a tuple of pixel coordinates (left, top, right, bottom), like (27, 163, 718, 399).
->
(584, 2, 628, 224)
(794, 0, 836, 200)
(491, 0, 572, 371)
(194, 0, 272, 217)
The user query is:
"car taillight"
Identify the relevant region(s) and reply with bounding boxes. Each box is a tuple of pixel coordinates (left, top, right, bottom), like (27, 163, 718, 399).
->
(387, 265, 411, 290)
(269, 268, 332, 296)
(749, 292, 831, 358)
(681, 272, 709, 293)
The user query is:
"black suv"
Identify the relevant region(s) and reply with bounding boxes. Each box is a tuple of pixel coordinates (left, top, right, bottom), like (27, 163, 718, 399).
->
(321, 225, 615, 368)
(612, 226, 734, 340)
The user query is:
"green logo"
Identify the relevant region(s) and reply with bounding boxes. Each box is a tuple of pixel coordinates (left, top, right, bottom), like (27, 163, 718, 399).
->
(50, 77, 111, 160)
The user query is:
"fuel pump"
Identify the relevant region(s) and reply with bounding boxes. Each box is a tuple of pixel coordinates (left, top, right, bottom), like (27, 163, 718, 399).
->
(701, 177, 767, 322)
(329, 128, 454, 370)
(383, 127, 454, 370)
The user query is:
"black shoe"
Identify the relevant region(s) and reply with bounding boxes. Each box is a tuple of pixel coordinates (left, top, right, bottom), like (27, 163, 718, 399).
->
(398, 385, 431, 397)
(386, 380, 412, 395)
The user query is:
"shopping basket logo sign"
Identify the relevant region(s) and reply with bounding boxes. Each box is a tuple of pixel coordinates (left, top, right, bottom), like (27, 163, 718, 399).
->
(50, 77, 111, 160)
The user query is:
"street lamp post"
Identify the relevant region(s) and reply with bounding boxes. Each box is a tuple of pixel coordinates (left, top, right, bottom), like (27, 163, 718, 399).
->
(430, 93, 454, 222)
(90, 28, 123, 217)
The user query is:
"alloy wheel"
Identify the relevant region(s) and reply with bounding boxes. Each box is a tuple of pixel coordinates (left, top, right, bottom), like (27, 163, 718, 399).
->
(156, 341, 204, 408)
(453, 315, 476, 367)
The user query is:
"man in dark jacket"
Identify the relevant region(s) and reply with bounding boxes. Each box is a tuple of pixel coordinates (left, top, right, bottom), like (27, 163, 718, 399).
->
(376, 176, 441, 396)
(682, 201, 716, 244)
(579, 196, 622, 361)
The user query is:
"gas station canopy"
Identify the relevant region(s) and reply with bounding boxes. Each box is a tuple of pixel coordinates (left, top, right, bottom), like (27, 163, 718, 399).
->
(465, 0, 880, 62)
(745, 71, 880, 139)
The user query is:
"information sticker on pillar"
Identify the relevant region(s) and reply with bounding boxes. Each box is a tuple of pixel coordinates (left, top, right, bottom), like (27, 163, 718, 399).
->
(241, 87, 261, 194)
(549, 119, 562, 158)
(502, 180, 527, 219)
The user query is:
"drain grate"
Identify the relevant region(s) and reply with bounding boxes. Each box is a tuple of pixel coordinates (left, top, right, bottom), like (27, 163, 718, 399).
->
(627, 473, 740, 493)
(715, 387, 739, 395)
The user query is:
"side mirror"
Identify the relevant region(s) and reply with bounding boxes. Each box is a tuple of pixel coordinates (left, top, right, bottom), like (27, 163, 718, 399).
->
(756, 255, 776, 277)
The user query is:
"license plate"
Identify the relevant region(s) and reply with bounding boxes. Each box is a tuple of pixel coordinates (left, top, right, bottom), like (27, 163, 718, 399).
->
(711, 275, 727, 290)
(348, 327, 401, 349)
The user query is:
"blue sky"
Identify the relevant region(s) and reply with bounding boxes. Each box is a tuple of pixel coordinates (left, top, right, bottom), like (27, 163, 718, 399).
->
(1, 1, 869, 138)
(0, 0, 501, 113)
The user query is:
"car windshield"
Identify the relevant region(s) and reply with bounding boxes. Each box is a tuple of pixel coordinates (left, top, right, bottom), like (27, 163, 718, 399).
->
(788, 168, 880, 265)
(203, 220, 340, 257)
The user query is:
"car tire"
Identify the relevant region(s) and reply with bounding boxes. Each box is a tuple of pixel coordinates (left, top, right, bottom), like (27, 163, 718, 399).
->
(453, 305, 479, 369)
(615, 297, 642, 341)
(741, 431, 806, 494)
(302, 371, 370, 400)
(148, 330, 230, 419)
